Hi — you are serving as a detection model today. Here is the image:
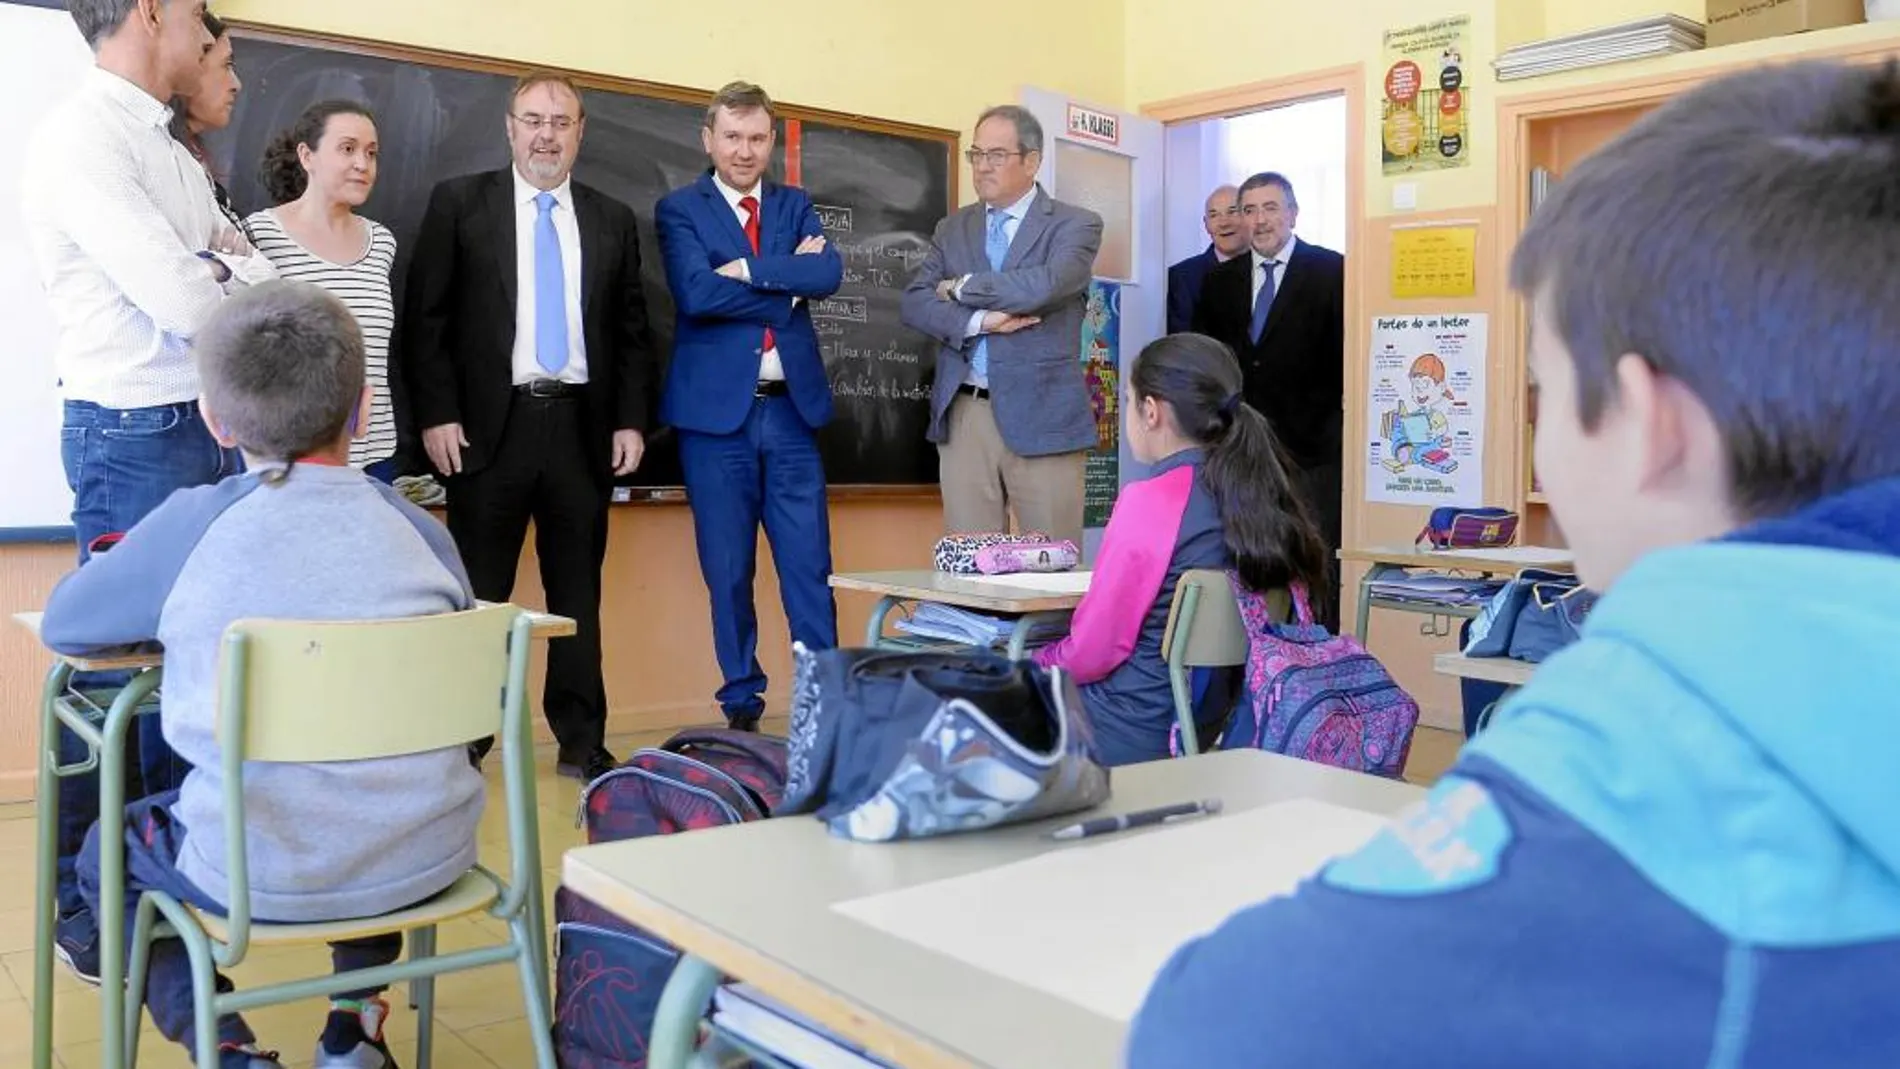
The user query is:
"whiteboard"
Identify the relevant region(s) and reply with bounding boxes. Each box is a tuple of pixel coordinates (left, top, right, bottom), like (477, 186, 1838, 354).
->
(0, 2, 92, 537)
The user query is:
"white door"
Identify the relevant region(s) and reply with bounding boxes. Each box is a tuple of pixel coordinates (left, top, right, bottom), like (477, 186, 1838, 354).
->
(1017, 88, 1166, 557)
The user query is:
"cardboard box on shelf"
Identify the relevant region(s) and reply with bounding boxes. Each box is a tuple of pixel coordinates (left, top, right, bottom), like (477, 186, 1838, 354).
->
(1705, 0, 1866, 46)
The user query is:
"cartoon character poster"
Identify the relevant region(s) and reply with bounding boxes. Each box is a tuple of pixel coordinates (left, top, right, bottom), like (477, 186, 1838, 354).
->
(1365, 313, 1488, 505)
(1080, 280, 1121, 529)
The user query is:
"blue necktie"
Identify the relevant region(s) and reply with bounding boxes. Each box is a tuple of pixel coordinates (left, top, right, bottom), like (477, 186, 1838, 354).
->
(534, 191, 568, 375)
(1249, 257, 1278, 345)
(971, 208, 1011, 385)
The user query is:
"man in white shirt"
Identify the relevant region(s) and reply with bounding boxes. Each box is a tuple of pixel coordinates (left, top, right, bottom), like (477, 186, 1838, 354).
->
(653, 81, 844, 731)
(19, 0, 276, 989)
(405, 72, 654, 782)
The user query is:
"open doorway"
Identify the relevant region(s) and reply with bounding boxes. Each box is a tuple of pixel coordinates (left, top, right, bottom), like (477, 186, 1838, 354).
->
(1154, 84, 1356, 629)
(1162, 93, 1349, 275)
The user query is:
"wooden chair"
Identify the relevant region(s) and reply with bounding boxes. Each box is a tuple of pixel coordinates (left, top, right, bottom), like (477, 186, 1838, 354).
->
(1160, 570, 1288, 755)
(120, 604, 555, 1069)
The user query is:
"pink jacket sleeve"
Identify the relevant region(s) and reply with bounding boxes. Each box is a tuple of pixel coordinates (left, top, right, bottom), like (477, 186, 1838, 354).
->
(1034, 467, 1195, 684)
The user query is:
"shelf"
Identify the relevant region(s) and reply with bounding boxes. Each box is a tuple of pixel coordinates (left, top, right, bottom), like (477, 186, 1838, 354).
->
(1526, 491, 1547, 506)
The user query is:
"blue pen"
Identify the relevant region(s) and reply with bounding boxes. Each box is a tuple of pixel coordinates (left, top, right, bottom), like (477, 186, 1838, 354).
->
(1046, 798, 1223, 841)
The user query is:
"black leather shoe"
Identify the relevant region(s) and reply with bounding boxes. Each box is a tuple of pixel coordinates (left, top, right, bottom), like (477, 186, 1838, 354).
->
(557, 746, 618, 782)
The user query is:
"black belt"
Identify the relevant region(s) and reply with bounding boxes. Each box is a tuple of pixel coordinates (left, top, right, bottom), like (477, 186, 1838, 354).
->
(515, 379, 584, 399)
(957, 383, 991, 400)
(754, 380, 790, 397)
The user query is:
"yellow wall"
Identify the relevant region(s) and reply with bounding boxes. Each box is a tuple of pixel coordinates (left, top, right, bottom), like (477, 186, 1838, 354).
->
(1126, 0, 1509, 215)
(214, 0, 1129, 201)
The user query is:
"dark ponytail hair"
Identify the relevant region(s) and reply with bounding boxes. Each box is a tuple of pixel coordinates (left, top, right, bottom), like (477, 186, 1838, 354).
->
(1129, 333, 1329, 598)
(259, 100, 376, 205)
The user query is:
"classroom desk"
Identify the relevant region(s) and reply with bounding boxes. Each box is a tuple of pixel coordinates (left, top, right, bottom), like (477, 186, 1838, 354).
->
(1433, 651, 1537, 688)
(11, 606, 575, 1069)
(563, 749, 1423, 1069)
(1338, 544, 1573, 640)
(829, 569, 1086, 660)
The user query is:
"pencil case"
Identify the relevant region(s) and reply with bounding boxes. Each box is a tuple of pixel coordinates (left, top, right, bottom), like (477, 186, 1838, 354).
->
(1416, 507, 1518, 550)
(973, 539, 1079, 575)
(933, 530, 1052, 574)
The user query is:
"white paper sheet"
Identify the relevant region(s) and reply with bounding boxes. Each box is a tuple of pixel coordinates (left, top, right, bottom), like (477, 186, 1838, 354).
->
(831, 799, 1389, 1023)
(966, 570, 1093, 595)
(1431, 545, 1573, 564)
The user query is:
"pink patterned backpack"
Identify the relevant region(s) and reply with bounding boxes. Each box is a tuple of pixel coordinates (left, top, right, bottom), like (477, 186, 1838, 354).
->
(1209, 577, 1419, 778)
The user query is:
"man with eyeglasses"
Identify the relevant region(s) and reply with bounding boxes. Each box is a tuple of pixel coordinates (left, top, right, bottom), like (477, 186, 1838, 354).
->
(1166, 185, 1248, 334)
(1191, 170, 1346, 629)
(902, 104, 1103, 546)
(404, 70, 655, 782)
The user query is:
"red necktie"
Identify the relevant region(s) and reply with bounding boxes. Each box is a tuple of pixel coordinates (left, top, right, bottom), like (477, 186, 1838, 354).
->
(739, 195, 775, 353)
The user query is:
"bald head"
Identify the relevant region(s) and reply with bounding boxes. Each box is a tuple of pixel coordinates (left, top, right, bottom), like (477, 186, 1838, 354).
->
(1203, 184, 1247, 258)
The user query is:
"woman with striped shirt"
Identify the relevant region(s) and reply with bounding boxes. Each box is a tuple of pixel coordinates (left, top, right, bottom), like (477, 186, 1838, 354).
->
(246, 101, 400, 473)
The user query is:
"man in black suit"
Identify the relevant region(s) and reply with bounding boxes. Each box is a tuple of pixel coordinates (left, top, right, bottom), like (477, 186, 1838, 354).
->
(1165, 184, 1248, 334)
(404, 71, 654, 780)
(1192, 171, 1345, 627)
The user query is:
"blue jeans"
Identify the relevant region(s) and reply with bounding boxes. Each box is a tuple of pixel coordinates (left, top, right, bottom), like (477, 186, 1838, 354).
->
(55, 400, 240, 924)
(78, 792, 401, 1051)
(678, 396, 838, 719)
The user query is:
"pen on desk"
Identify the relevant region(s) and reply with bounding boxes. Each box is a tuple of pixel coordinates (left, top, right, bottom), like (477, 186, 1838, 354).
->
(1046, 798, 1224, 841)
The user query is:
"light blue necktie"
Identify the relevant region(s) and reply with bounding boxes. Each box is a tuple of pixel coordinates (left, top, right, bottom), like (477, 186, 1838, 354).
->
(534, 191, 569, 376)
(970, 207, 1011, 385)
(1249, 257, 1278, 345)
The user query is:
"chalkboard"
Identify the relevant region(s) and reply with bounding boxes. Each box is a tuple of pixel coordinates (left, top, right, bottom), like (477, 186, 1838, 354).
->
(211, 24, 955, 490)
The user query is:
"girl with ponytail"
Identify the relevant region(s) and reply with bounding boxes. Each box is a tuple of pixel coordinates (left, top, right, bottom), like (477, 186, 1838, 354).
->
(1034, 333, 1327, 765)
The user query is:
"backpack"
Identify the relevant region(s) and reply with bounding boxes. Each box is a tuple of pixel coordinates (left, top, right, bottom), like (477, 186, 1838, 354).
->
(1215, 579, 1420, 778)
(552, 729, 787, 1069)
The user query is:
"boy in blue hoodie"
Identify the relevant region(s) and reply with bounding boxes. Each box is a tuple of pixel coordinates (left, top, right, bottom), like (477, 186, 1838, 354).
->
(45, 281, 484, 1069)
(1127, 60, 1900, 1067)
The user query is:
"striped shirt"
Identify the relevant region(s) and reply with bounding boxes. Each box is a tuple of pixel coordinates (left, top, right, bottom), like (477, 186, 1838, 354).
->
(245, 210, 399, 466)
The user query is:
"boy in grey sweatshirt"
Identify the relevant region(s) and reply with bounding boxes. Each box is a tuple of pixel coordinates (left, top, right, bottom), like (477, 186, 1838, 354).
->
(44, 281, 485, 1069)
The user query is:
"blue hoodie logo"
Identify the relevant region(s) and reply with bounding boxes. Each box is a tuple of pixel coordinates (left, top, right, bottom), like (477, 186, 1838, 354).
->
(1323, 776, 1512, 895)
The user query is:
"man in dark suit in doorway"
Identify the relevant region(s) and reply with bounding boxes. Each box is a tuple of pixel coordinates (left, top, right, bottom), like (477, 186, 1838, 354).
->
(1166, 184, 1248, 334)
(1193, 171, 1345, 627)
(404, 71, 655, 780)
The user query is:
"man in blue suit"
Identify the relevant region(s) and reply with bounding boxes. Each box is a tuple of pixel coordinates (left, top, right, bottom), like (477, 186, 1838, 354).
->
(1165, 184, 1248, 334)
(655, 81, 843, 731)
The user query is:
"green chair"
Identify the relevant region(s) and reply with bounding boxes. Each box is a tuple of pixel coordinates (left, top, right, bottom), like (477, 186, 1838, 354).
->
(1160, 570, 1287, 755)
(120, 604, 556, 1069)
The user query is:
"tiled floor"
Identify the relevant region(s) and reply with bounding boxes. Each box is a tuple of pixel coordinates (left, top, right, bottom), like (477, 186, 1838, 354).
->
(0, 721, 1465, 1069)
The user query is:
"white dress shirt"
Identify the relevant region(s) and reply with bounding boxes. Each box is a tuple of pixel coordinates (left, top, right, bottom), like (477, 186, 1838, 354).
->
(710, 172, 785, 382)
(958, 182, 1040, 352)
(510, 168, 588, 384)
(1251, 233, 1300, 314)
(20, 68, 274, 409)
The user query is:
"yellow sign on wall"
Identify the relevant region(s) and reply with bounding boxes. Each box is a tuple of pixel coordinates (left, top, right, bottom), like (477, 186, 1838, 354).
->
(1391, 225, 1478, 299)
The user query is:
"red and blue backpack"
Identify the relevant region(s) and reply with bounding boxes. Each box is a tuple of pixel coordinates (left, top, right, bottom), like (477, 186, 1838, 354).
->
(1212, 579, 1420, 778)
(552, 729, 786, 1068)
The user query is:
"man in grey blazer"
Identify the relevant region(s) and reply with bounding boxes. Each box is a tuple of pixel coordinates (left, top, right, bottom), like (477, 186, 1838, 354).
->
(902, 105, 1103, 545)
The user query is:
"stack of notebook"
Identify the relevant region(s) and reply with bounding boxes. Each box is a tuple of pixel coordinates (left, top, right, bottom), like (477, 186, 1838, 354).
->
(709, 983, 898, 1069)
(1367, 573, 1505, 608)
(893, 603, 1068, 648)
(1494, 14, 1705, 81)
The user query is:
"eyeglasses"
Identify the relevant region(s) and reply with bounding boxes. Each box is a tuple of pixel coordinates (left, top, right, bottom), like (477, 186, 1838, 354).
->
(511, 113, 578, 132)
(964, 148, 1025, 167)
